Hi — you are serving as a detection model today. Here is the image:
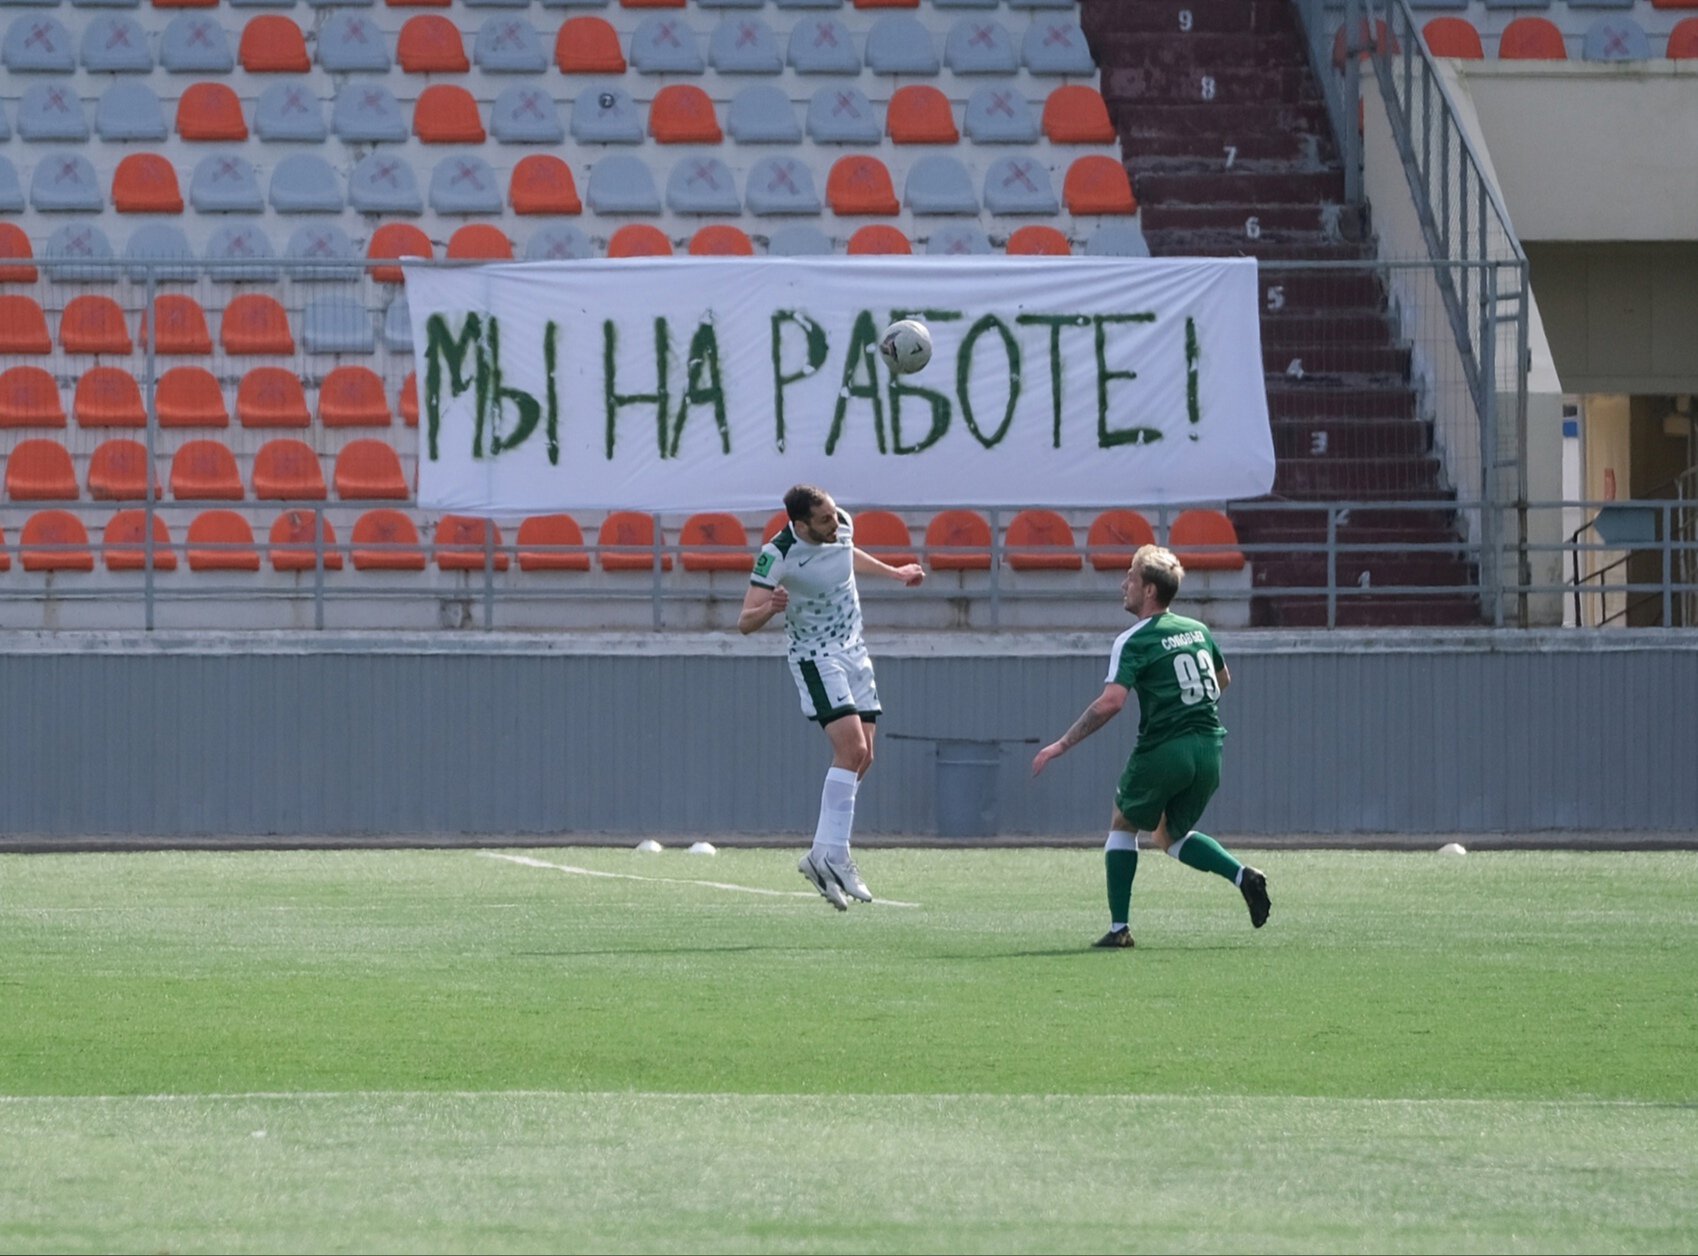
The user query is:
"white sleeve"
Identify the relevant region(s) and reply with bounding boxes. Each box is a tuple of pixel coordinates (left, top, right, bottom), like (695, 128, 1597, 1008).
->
(750, 542, 783, 589)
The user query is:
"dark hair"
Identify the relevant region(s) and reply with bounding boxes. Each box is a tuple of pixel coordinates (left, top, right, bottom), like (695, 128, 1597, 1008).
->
(784, 484, 828, 521)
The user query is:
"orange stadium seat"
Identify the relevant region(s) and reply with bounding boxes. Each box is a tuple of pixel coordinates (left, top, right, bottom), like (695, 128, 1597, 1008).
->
(1086, 508, 1154, 571)
(220, 294, 295, 355)
(608, 225, 673, 258)
(828, 156, 900, 215)
(1423, 18, 1484, 60)
(556, 17, 626, 74)
(239, 15, 311, 72)
(253, 439, 328, 500)
(157, 366, 229, 428)
(400, 374, 419, 427)
(848, 225, 911, 255)
(1668, 18, 1698, 58)
(1498, 17, 1567, 60)
(176, 83, 248, 141)
(1008, 225, 1071, 256)
(351, 509, 426, 570)
(447, 225, 513, 261)
(187, 510, 261, 572)
(112, 154, 185, 213)
(22, 511, 93, 572)
(171, 441, 244, 500)
(510, 155, 581, 215)
(368, 223, 434, 283)
(650, 84, 722, 143)
(0, 223, 38, 283)
(334, 440, 410, 499)
(73, 368, 146, 428)
(435, 515, 510, 571)
(888, 85, 958, 144)
(1064, 156, 1137, 215)
(623, 0, 684, 7)
(318, 366, 391, 428)
(269, 509, 344, 572)
(1169, 509, 1245, 571)
(853, 509, 917, 566)
(688, 225, 754, 256)
(60, 295, 132, 355)
(399, 14, 468, 72)
(142, 295, 213, 355)
(680, 512, 752, 572)
(0, 296, 52, 354)
(1042, 85, 1117, 144)
(88, 439, 158, 500)
(104, 511, 177, 572)
(598, 510, 671, 571)
(237, 368, 310, 428)
(414, 85, 485, 143)
(925, 509, 992, 571)
(6, 440, 78, 500)
(516, 514, 590, 572)
(0, 523, 8, 571)
(762, 509, 788, 544)
(0, 366, 65, 428)
(1005, 509, 1081, 571)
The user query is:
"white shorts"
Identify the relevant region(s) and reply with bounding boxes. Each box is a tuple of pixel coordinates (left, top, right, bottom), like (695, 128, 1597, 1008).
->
(788, 646, 881, 725)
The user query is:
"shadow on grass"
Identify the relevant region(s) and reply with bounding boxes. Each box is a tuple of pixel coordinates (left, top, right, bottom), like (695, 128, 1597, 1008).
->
(511, 945, 783, 958)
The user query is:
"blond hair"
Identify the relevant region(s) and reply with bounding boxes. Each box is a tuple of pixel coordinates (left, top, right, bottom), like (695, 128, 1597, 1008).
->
(1130, 544, 1184, 607)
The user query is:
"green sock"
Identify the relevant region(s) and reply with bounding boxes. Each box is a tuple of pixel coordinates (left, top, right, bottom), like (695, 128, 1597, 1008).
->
(1170, 830, 1242, 882)
(1105, 846, 1137, 926)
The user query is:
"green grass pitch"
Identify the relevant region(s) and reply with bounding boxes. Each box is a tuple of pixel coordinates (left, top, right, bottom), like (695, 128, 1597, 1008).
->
(1, 847, 1694, 1254)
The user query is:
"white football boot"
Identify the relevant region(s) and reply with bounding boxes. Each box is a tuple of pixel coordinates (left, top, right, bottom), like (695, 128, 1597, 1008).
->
(820, 851, 873, 903)
(798, 852, 849, 911)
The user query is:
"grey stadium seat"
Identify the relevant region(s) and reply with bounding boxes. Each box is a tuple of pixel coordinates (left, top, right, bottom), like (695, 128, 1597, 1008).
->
(285, 224, 361, 281)
(904, 155, 978, 215)
(269, 153, 344, 214)
(946, 18, 1018, 75)
(255, 82, 327, 142)
(982, 155, 1058, 214)
(934, 0, 998, 8)
(539, 0, 609, 7)
(333, 84, 408, 144)
(1583, 15, 1649, 60)
(728, 85, 800, 144)
(787, 16, 859, 73)
(474, 17, 547, 73)
(1021, 18, 1095, 75)
(586, 154, 663, 214)
(19, 83, 89, 142)
(925, 224, 993, 255)
(964, 85, 1038, 144)
(666, 156, 741, 215)
(0, 155, 23, 213)
(31, 152, 103, 212)
(80, 13, 152, 72)
(1572, 0, 1633, 6)
(349, 152, 423, 215)
(491, 86, 564, 144)
(807, 85, 880, 144)
(161, 14, 234, 74)
(774, 0, 843, 9)
(700, 0, 764, 8)
(524, 224, 594, 261)
(125, 224, 199, 283)
(318, 11, 391, 73)
(745, 155, 820, 216)
(430, 155, 504, 215)
(44, 222, 116, 283)
(303, 298, 375, 355)
(710, 15, 782, 74)
(1086, 223, 1151, 258)
(189, 153, 264, 214)
(570, 86, 643, 144)
(204, 223, 280, 282)
(4, 16, 75, 72)
(95, 81, 167, 141)
(1009, 0, 1076, 9)
(766, 224, 832, 256)
(466, 0, 529, 8)
(630, 15, 704, 73)
(382, 298, 412, 353)
(306, 0, 373, 7)
(71, 0, 147, 8)
(866, 15, 940, 75)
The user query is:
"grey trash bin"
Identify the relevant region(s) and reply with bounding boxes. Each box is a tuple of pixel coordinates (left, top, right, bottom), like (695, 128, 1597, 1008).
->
(934, 739, 1002, 838)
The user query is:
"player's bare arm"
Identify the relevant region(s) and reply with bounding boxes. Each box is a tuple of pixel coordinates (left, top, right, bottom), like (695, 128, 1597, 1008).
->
(736, 582, 789, 634)
(852, 548, 925, 587)
(1031, 683, 1128, 776)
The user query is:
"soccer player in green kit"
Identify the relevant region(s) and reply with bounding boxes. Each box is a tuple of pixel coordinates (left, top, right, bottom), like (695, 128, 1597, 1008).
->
(1032, 544, 1271, 948)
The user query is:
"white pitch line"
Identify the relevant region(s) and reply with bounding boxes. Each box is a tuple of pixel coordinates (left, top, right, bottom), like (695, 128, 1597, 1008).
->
(478, 851, 920, 908)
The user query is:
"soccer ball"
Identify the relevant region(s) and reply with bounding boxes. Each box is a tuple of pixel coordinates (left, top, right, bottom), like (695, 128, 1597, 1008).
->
(878, 319, 933, 375)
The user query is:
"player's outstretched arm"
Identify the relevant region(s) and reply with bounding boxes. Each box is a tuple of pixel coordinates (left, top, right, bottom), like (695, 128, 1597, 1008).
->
(1031, 684, 1128, 776)
(852, 548, 925, 587)
(737, 583, 788, 634)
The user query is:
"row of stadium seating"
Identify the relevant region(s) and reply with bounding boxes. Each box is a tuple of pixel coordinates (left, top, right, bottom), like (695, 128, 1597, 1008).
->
(1364, 12, 1698, 58)
(0, 505, 1246, 573)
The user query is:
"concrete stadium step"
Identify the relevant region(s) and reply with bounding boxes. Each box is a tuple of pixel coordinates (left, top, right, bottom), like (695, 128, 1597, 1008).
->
(1266, 382, 1416, 421)
(1255, 554, 1477, 589)
(1103, 64, 1317, 106)
(1262, 341, 1412, 378)
(1145, 233, 1376, 262)
(1274, 457, 1447, 497)
(1112, 103, 1334, 148)
(1251, 594, 1483, 627)
(1270, 418, 1431, 459)
(1082, 0, 1295, 37)
(1135, 171, 1347, 206)
(1261, 311, 1401, 348)
(1232, 505, 1465, 539)
(1092, 33, 1303, 69)
(1140, 204, 1344, 243)
(1254, 268, 1387, 308)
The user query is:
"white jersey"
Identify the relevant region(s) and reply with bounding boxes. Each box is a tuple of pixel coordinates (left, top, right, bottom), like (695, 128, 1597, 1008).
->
(750, 509, 864, 662)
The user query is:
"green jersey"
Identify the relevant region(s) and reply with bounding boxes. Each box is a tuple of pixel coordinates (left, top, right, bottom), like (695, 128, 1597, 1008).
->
(1104, 611, 1227, 748)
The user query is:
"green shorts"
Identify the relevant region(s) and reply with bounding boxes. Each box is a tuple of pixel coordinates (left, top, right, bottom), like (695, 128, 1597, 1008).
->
(1115, 733, 1224, 838)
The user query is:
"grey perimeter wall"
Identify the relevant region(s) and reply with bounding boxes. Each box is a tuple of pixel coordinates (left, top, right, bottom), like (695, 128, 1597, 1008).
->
(1, 630, 1694, 841)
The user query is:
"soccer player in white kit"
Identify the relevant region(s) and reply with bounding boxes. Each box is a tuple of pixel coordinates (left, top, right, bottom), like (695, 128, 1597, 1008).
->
(738, 485, 926, 910)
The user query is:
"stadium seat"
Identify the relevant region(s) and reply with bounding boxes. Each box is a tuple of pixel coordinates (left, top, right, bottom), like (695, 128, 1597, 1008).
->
(335, 440, 409, 499)
(889, 85, 958, 143)
(172, 440, 244, 500)
(608, 224, 673, 257)
(32, 152, 104, 213)
(745, 155, 821, 215)
(586, 154, 663, 213)
(727, 84, 801, 143)
(431, 155, 503, 213)
(125, 224, 198, 282)
(710, 15, 782, 74)
(1672, 18, 1698, 58)
(0, 158, 25, 215)
(630, 14, 704, 72)
(415, 85, 486, 143)
(680, 512, 752, 571)
(0, 223, 36, 283)
(904, 155, 978, 214)
(88, 438, 158, 501)
(61, 294, 132, 355)
(650, 84, 722, 143)
(204, 223, 280, 282)
(827, 155, 899, 214)
(319, 12, 391, 72)
(303, 298, 375, 355)
(1007, 224, 1070, 255)
(255, 82, 328, 142)
(1042, 85, 1116, 143)
(189, 153, 263, 213)
(525, 224, 594, 260)
(516, 514, 590, 571)
(788, 15, 859, 72)
(4, 15, 75, 72)
(1086, 508, 1153, 569)
(161, 14, 234, 73)
(447, 224, 514, 261)
(852, 509, 917, 564)
(82, 14, 154, 73)
(925, 223, 992, 254)
(984, 156, 1059, 214)
(555, 16, 626, 73)
(19, 83, 89, 142)
(667, 157, 741, 214)
(270, 153, 344, 214)
(350, 153, 425, 215)
(367, 223, 434, 283)
(6, 439, 78, 500)
(285, 225, 359, 282)
(0, 295, 51, 354)
(945, 17, 1017, 73)
(598, 510, 671, 570)
(399, 374, 419, 427)
(1022, 17, 1093, 74)
(239, 15, 309, 71)
(689, 224, 755, 255)
(157, 365, 229, 427)
(761, 510, 788, 543)
(767, 224, 832, 256)
(399, 14, 468, 71)
(1005, 508, 1080, 570)
(382, 298, 412, 353)
(221, 294, 294, 356)
(96, 82, 168, 141)
(104, 511, 178, 572)
(253, 438, 327, 500)
(925, 509, 991, 570)
(351, 509, 425, 570)
(571, 85, 644, 143)
(21, 510, 93, 572)
(1065, 156, 1137, 215)
(1169, 509, 1245, 571)
(1010, 0, 1082, 8)
(1498, 17, 1566, 58)
(475, 16, 547, 71)
(269, 509, 343, 572)
(113, 153, 185, 214)
(74, 367, 146, 427)
(1583, 16, 1648, 60)
(510, 154, 582, 214)
(45, 223, 117, 283)
(318, 367, 391, 428)
(435, 515, 510, 571)
(492, 85, 564, 143)
(0, 366, 65, 428)
(236, 367, 309, 428)
(807, 86, 882, 144)
(1422, 17, 1483, 59)
(186, 510, 260, 571)
(866, 14, 939, 73)
(848, 225, 911, 254)
(333, 84, 408, 143)
(142, 295, 212, 355)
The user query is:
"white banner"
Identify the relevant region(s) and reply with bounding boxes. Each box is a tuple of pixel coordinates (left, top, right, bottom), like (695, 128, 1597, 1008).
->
(405, 257, 1273, 515)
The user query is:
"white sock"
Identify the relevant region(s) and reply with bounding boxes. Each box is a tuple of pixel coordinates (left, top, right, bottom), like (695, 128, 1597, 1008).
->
(1165, 832, 1192, 862)
(1104, 831, 1137, 853)
(810, 766, 859, 858)
(1234, 867, 1245, 887)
